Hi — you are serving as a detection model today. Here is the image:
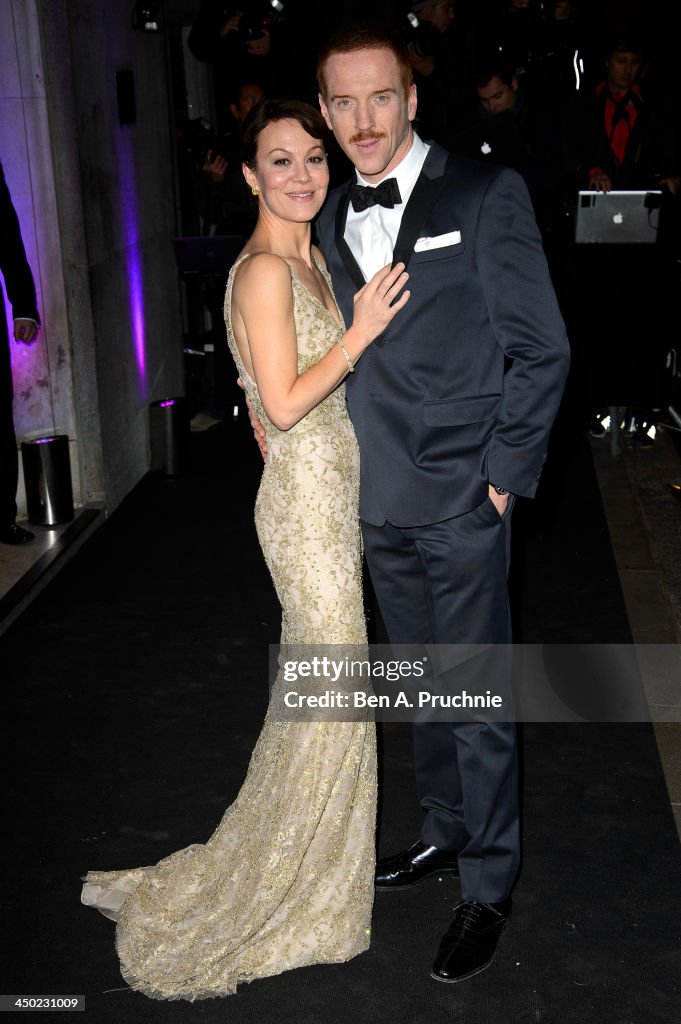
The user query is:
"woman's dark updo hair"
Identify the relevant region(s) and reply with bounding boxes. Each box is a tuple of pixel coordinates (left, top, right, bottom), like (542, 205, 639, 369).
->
(240, 98, 329, 170)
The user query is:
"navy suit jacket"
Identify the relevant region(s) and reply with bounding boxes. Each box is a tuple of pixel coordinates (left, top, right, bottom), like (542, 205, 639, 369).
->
(0, 161, 39, 353)
(316, 142, 570, 528)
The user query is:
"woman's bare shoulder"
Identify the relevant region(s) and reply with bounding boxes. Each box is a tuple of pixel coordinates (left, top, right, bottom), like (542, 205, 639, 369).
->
(232, 251, 293, 305)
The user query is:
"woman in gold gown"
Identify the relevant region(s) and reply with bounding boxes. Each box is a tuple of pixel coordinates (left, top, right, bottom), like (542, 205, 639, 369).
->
(81, 99, 410, 1000)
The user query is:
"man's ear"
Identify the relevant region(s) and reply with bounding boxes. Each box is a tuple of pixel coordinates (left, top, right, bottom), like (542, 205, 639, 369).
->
(318, 93, 333, 131)
(229, 103, 239, 121)
(408, 83, 418, 123)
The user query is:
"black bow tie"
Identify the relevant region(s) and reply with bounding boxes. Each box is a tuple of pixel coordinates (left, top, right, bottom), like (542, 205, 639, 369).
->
(349, 177, 402, 213)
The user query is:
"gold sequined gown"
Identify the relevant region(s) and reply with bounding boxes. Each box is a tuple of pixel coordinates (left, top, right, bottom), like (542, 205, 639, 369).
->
(80, 253, 376, 1000)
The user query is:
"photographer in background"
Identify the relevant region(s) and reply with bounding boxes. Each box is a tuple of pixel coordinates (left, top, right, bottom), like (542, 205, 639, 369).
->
(177, 80, 265, 237)
(188, 0, 286, 96)
(176, 82, 265, 428)
(490, 0, 548, 78)
(404, 1, 474, 145)
(450, 57, 564, 233)
(565, 33, 680, 195)
(199, 81, 265, 238)
(563, 31, 681, 442)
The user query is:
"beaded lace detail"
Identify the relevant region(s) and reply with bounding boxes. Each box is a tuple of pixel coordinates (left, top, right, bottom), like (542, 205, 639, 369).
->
(80, 253, 376, 1000)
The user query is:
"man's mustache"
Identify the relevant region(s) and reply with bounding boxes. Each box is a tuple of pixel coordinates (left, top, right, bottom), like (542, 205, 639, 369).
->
(349, 131, 386, 144)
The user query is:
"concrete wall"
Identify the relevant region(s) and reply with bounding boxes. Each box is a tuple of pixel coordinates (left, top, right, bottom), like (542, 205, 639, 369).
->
(0, 0, 84, 512)
(47, 0, 184, 509)
(1, 0, 185, 518)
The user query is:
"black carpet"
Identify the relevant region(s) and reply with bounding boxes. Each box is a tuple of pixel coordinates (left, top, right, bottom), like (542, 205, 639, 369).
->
(2, 411, 680, 1024)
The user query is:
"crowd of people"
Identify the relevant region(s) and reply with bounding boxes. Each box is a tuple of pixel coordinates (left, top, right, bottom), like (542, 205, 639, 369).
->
(182, 0, 680, 435)
(75, 1, 678, 1005)
(83, 19, 571, 997)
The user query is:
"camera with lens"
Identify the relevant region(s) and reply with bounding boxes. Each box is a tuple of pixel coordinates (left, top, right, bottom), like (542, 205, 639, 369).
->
(236, 12, 268, 40)
(219, 2, 285, 42)
(179, 117, 232, 170)
(406, 31, 435, 60)
(405, 12, 435, 60)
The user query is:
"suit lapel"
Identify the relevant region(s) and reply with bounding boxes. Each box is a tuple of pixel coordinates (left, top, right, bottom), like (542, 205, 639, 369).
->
(332, 143, 451, 345)
(392, 143, 450, 270)
(334, 143, 450, 283)
(334, 184, 366, 291)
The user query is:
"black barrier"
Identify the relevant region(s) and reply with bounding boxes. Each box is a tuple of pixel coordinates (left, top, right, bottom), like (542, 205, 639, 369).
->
(21, 434, 74, 526)
(149, 397, 189, 476)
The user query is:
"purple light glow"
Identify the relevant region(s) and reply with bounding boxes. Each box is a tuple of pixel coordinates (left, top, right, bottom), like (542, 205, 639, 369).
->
(116, 126, 147, 399)
(1, 176, 41, 395)
(35, 436, 58, 444)
(158, 399, 175, 408)
(2, 288, 13, 358)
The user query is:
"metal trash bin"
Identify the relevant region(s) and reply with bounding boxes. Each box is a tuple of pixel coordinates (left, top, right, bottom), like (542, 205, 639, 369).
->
(149, 397, 189, 476)
(21, 434, 74, 526)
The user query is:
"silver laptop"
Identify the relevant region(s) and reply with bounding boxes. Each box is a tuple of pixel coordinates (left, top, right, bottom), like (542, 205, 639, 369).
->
(575, 190, 662, 244)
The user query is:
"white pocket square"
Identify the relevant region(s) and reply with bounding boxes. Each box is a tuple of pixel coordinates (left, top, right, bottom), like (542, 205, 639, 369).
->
(414, 231, 462, 252)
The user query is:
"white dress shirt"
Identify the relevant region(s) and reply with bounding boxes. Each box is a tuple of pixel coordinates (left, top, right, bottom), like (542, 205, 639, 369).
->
(345, 133, 430, 281)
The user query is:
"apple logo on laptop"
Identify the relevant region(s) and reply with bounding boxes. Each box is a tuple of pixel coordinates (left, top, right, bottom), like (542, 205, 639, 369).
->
(481, 141, 492, 155)
(613, 212, 624, 224)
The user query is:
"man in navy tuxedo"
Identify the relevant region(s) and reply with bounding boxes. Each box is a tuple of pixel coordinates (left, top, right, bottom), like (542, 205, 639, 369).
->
(246, 21, 569, 982)
(313, 22, 570, 984)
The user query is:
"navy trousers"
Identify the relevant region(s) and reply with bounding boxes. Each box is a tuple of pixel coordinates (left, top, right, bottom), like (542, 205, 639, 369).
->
(362, 494, 520, 903)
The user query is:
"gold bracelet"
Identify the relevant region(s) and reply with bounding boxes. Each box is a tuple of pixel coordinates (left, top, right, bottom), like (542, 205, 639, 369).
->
(337, 335, 355, 373)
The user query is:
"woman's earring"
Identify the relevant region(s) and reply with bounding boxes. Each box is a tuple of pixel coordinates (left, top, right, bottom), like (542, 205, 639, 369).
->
(251, 186, 259, 196)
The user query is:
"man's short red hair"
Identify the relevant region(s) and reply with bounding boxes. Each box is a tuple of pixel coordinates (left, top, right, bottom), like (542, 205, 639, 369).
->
(317, 22, 414, 101)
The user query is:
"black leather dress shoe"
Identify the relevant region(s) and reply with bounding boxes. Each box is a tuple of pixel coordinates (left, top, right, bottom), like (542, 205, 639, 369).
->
(375, 839, 459, 890)
(0, 522, 35, 545)
(431, 898, 511, 983)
